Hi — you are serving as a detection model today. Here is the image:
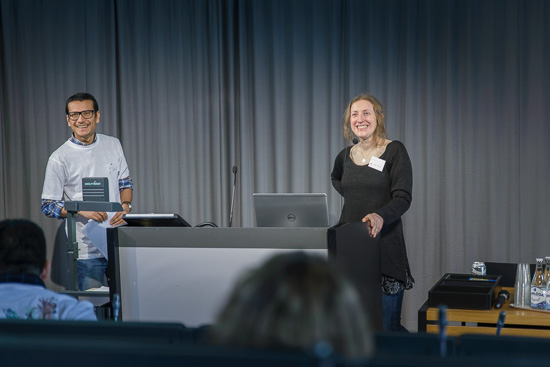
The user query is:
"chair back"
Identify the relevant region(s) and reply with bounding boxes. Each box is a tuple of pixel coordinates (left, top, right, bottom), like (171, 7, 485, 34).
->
(50, 221, 74, 289)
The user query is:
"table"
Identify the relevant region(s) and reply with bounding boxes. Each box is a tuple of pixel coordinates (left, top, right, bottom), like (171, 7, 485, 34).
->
(418, 287, 550, 337)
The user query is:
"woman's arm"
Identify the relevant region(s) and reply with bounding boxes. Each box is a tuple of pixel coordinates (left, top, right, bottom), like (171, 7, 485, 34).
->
(374, 141, 413, 225)
(331, 148, 348, 195)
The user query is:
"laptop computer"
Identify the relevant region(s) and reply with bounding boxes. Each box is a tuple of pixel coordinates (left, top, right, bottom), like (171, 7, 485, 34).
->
(253, 193, 329, 227)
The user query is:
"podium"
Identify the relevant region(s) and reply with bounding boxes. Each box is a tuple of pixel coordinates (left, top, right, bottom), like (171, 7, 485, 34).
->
(106, 222, 382, 329)
(64, 201, 122, 290)
(328, 222, 382, 331)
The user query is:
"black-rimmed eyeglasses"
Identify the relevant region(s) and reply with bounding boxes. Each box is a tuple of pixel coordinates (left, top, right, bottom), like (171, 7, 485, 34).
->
(67, 110, 95, 121)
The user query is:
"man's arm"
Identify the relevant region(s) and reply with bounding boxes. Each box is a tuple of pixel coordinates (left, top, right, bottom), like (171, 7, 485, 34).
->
(42, 199, 109, 222)
(41, 199, 65, 219)
(119, 176, 133, 213)
(43, 177, 134, 225)
(109, 177, 134, 226)
(120, 188, 133, 213)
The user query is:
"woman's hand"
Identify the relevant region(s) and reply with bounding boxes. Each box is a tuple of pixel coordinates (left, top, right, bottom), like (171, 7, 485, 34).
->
(362, 213, 384, 238)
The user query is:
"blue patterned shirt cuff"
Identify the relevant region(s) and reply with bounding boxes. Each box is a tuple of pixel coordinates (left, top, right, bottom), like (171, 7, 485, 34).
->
(119, 177, 133, 191)
(41, 199, 65, 219)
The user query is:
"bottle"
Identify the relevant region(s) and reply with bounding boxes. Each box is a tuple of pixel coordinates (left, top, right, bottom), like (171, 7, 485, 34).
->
(523, 263, 531, 306)
(531, 258, 546, 309)
(545, 257, 550, 310)
(514, 263, 525, 306)
(471, 262, 486, 276)
(544, 257, 550, 283)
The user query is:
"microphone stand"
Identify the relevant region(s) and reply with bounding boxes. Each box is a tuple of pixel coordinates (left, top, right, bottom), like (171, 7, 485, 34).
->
(438, 305, 448, 358)
(496, 311, 506, 336)
(229, 166, 238, 227)
(112, 293, 121, 322)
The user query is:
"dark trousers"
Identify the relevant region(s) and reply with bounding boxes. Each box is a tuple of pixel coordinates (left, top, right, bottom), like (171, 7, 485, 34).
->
(382, 289, 408, 332)
(77, 257, 108, 291)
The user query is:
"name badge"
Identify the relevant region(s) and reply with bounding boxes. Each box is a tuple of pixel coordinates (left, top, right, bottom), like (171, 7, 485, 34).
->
(369, 156, 386, 172)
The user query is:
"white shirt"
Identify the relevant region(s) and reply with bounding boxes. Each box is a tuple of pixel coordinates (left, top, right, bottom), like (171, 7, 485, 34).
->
(41, 134, 130, 259)
(0, 283, 97, 320)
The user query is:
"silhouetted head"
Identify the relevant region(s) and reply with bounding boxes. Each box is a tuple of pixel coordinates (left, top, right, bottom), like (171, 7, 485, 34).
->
(211, 251, 373, 359)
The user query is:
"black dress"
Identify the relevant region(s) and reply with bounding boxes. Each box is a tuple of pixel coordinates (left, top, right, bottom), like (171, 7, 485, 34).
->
(331, 141, 413, 284)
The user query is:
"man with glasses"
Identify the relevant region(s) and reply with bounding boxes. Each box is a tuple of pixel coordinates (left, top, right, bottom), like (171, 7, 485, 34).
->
(41, 92, 134, 291)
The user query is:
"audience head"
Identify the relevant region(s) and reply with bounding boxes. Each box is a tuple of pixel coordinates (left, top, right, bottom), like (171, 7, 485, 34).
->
(211, 251, 373, 359)
(0, 219, 49, 280)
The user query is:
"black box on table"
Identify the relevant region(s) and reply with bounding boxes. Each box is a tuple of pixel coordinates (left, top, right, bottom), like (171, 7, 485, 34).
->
(428, 273, 502, 310)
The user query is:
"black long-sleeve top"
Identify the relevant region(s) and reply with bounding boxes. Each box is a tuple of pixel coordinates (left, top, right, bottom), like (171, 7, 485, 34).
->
(331, 140, 413, 282)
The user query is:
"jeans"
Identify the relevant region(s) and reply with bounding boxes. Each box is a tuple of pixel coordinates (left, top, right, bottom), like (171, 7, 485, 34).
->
(77, 257, 108, 291)
(382, 289, 408, 332)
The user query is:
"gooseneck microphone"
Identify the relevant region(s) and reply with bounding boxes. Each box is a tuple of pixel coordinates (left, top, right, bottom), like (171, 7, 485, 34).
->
(438, 305, 448, 358)
(494, 290, 510, 309)
(112, 293, 121, 322)
(229, 165, 238, 227)
(496, 311, 506, 336)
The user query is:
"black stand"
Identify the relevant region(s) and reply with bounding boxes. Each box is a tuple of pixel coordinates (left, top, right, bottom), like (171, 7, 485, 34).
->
(64, 201, 123, 291)
(328, 222, 383, 331)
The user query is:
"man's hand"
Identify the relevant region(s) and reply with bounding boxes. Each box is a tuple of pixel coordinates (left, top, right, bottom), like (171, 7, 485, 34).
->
(109, 211, 127, 226)
(78, 211, 108, 223)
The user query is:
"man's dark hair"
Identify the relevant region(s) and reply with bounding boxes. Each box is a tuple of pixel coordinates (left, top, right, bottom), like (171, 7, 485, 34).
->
(0, 219, 47, 276)
(65, 92, 99, 114)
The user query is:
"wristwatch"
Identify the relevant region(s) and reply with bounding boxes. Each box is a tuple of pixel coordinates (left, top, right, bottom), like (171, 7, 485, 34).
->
(122, 201, 132, 213)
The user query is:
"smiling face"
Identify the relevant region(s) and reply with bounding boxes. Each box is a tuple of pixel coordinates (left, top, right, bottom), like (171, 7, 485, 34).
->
(350, 99, 377, 141)
(66, 100, 100, 144)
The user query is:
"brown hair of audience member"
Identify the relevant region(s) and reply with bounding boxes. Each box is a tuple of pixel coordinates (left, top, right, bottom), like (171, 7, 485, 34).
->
(210, 252, 373, 359)
(0, 219, 48, 279)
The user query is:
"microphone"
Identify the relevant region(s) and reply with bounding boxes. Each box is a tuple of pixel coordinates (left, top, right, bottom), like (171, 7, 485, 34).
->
(496, 311, 506, 336)
(112, 293, 121, 322)
(229, 165, 238, 227)
(494, 290, 510, 309)
(352, 137, 359, 144)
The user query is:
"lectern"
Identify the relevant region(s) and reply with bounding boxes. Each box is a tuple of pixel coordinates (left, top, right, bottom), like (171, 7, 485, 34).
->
(106, 222, 382, 330)
(64, 201, 122, 290)
(328, 222, 383, 331)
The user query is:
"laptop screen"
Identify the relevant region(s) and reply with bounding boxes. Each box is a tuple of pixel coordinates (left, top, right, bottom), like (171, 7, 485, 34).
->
(253, 193, 329, 227)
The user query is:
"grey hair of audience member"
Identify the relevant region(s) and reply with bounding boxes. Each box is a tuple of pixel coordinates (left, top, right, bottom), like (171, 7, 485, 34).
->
(210, 251, 373, 359)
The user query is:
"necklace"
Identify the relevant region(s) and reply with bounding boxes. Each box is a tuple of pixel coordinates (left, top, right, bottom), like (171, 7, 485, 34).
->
(357, 144, 377, 164)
